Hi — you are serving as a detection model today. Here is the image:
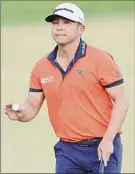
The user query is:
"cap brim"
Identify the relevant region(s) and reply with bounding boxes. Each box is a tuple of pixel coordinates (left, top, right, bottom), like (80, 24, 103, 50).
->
(45, 14, 57, 22)
(45, 14, 76, 23)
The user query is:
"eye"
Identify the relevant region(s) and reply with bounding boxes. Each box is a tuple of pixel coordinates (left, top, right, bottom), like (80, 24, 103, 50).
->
(52, 20, 58, 24)
(64, 20, 71, 24)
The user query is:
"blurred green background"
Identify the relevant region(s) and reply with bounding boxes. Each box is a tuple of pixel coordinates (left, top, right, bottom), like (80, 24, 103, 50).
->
(1, 1, 134, 27)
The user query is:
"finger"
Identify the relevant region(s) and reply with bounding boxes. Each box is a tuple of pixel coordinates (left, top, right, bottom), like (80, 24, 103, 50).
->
(4, 110, 8, 115)
(5, 104, 12, 108)
(9, 113, 18, 120)
(4, 108, 12, 114)
(5, 111, 12, 117)
(4, 107, 12, 112)
(4, 107, 9, 111)
(5, 106, 12, 111)
(107, 152, 112, 162)
(4, 108, 11, 115)
(111, 147, 114, 154)
(97, 148, 102, 161)
(4, 107, 15, 116)
(16, 112, 23, 119)
(102, 152, 108, 167)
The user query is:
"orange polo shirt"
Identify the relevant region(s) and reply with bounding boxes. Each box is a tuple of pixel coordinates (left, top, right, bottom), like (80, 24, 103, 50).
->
(29, 39, 124, 142)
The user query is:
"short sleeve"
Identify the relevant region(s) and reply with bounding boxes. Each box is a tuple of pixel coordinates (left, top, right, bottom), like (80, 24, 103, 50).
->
(29, 63, 43, 92)
(96, 52, 124, 88)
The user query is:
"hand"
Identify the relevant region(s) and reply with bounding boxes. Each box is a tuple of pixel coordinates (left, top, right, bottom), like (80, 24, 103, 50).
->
(4, 104, 22, 121)
(97, 139, 114, 167)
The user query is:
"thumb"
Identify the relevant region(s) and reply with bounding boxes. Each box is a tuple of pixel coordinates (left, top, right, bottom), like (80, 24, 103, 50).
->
(16, 112, 24, 119)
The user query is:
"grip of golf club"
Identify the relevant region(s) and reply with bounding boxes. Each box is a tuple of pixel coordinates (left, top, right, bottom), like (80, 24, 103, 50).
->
(99, 158, 105, 174)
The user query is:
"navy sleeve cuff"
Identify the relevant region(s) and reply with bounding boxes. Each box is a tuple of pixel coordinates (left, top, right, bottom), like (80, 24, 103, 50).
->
(29, 88, 43, 92)
(104, 79, 124, 88)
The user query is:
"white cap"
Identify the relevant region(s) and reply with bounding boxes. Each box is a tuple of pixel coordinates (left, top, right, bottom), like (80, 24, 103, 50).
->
(45, 3, 84, 25)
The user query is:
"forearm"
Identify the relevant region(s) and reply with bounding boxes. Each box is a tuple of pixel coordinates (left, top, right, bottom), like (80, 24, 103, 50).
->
(14, 92, 44, 122)
(16, 101, 39, 122)
(103, 96, 129, 141)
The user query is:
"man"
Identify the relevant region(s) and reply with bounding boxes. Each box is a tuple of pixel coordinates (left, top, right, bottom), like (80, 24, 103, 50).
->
(4, 3, 129, 173)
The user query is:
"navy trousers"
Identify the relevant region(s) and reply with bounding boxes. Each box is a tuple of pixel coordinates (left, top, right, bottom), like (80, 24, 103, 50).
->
(54, 135, 123, 173)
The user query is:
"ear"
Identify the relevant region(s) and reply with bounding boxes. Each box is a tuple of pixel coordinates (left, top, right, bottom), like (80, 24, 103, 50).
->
(79, 25, 85, 35)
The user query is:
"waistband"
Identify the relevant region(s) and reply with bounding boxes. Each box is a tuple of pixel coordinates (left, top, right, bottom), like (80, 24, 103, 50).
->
(60, 134, 120, 147)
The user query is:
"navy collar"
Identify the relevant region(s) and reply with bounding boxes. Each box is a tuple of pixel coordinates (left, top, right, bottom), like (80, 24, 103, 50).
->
(47, 39, 87, 62)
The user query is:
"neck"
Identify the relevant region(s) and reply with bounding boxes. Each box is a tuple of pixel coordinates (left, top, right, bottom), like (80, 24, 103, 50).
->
(57, 37, 81, 61)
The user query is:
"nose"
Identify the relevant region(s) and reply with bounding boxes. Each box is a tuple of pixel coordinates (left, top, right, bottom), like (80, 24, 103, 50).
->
(56, 21, 64, 31)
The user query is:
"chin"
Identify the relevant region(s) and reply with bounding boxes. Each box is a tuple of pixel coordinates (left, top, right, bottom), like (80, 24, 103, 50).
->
(55, 39, 69, 45)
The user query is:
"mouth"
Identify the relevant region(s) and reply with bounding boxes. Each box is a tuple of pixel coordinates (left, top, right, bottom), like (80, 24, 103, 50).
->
(55, 34, 66, 36)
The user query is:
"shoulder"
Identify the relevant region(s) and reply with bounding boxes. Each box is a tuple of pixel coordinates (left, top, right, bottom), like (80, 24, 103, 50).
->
(86, 45, 115, 64)
(87, 45, 112, 58)
(30, 52, 51, 76)
(33, 53, 50, 69)
(35, 54, 49, 66)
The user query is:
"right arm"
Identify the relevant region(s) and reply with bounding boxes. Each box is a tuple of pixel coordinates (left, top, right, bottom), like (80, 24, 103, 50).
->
(4, 91, 44, 122)
(4, 61, 45, 122)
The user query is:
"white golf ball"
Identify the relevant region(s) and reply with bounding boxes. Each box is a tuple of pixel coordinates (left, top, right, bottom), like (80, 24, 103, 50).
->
(12, 104, 20, 111)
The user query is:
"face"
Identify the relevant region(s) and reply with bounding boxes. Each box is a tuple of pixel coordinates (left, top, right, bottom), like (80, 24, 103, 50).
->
(51, 16, 85, 45)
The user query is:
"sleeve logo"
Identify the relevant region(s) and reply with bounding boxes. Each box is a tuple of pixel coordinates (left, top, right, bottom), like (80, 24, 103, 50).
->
(40, 76, 53, 84)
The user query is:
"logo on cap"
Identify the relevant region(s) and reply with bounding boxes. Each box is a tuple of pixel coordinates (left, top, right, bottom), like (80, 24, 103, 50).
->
(53, 8, 74, 14)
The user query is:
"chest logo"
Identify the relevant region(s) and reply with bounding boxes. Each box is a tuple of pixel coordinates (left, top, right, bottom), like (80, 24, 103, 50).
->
(76, 69, 84, 78)
(40, 76, 53, 84)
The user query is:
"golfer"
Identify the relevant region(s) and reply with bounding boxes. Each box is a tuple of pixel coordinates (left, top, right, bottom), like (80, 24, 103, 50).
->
(4, 3, 129, 173)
